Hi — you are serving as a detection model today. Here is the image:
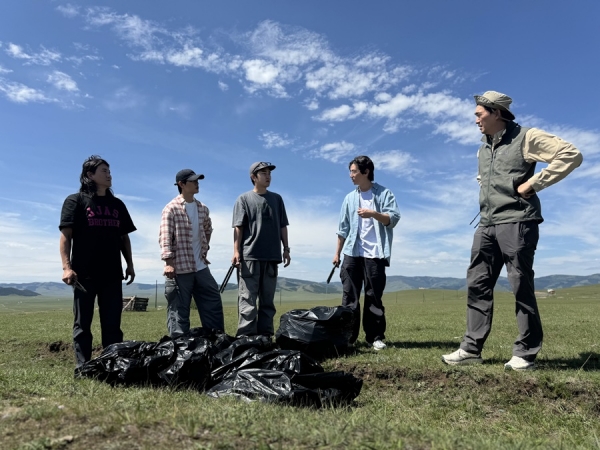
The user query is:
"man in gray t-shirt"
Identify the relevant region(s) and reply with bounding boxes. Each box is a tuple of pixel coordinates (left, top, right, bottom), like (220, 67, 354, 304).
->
(231, 161, 291, 337)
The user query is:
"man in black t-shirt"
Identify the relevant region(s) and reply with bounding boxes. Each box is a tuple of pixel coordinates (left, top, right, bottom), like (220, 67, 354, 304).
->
(59, 155, 136, 371)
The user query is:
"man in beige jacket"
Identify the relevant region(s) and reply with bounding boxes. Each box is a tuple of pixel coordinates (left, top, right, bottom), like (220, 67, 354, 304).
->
(442, 91, 583, 371)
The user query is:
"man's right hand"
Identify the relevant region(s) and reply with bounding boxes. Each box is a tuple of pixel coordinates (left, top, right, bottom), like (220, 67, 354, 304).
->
(231, 251, 241, 268)
(62, 268, 77, 285)
(163, 264, 176, 279)
(332, 254, 341, 267)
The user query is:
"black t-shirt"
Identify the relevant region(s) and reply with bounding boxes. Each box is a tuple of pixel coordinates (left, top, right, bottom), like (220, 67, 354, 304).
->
(59, 192, 136, 279)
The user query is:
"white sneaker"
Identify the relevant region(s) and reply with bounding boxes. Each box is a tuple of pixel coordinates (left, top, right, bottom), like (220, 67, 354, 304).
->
(504, 356, 535, 371)
(372, 340, 386, 350)
(441, 348, 483, 365)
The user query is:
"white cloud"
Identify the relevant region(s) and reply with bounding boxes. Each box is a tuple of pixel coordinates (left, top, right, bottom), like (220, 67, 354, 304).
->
(56, 4, 79, 18)
(5, 43, 61, 66)
(311, 141, 356, 163)
(259, 131, 293, 149)
(0, 79, 53, 104)
(47, 71, 79, 92)
(316, 104, 353, 122)
(0, 65, 12, 74)
(218, 81, 228, 91)
(371, 150, 417, 176)
(103, 87, 144, 110)
(304, 98, 319, 110)
(243, 59, 279, 85)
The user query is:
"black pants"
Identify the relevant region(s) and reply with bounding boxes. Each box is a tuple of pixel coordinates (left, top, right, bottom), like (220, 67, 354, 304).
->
(73, 277, 123, 367)
(340, 255, 387, 344)
(462, 221, 542, 360)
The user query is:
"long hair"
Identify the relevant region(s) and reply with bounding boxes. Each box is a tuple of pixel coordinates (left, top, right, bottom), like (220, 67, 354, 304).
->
(79, 155, 113, 195)
(349, 155, 375, 181)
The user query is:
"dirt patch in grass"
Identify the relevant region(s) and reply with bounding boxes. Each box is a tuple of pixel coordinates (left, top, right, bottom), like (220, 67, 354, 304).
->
(3, 414, 298, 450)
(36, 341, 103, 363)
(328, 359, 600, 414)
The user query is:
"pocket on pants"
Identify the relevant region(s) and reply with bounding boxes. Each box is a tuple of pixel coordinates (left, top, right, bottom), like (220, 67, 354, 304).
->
(164, 279, 179, 304)
(267, 262, 278, 278)
(240, 260, 256, 279)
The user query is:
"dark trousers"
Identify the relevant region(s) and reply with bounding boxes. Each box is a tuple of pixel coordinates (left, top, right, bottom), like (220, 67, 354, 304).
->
(462, 221, 542, 360)
(340, 255, 387, 344)
(165, 268, 225, 337)
(73, 277, 123, 367)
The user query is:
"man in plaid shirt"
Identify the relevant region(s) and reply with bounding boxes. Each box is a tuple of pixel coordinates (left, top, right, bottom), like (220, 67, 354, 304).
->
(159, 169, 224, 336)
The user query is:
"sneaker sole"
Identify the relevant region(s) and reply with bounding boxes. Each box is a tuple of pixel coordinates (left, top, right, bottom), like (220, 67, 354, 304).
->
(504, 364, 535, 371)
(441, 356, 483, 366)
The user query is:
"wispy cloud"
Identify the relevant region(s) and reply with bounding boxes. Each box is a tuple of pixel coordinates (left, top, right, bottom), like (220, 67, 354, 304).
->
(5, 43, 61, 66)
(0, 65, 12, 74)
(103, 86, 145, 110)
(56, 3, 79, 18)
(371, 150, 417, 176)
(0, 79, 54, 104)
(47, 71, 79, 92)
(259, 131, 293, 149)
(311, 141, 356, 163)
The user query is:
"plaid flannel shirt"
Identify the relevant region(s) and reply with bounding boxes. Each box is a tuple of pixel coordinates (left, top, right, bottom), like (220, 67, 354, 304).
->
(159, 195, 213, 274)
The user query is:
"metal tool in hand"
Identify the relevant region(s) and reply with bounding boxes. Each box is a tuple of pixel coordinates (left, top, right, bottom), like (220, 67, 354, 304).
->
(72, 279, 87, 293)
(219, 265, 236, 293)
(326, 262, 339, 284)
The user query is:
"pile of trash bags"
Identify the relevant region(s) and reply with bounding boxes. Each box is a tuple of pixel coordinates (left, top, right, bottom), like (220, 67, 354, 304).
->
(78, 306, 361, 407)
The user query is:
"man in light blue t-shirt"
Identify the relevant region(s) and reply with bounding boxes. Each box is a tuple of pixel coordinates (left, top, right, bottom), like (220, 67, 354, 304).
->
(333, 156, 400, 350)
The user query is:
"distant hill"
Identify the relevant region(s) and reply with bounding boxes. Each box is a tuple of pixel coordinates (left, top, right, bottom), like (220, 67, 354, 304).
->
(0, 287, 40, 297)
(1, 273, 599, 297)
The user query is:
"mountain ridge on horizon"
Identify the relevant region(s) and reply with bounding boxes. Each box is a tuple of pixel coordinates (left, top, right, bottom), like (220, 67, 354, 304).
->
(2, 273, 599, 297)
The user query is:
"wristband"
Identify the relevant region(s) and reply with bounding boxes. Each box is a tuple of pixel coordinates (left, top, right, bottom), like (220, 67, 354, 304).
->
(283, 247, 290, 253)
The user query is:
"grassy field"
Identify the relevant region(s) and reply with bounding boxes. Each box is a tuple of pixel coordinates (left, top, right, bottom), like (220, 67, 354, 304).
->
(1, 286, 600, 449)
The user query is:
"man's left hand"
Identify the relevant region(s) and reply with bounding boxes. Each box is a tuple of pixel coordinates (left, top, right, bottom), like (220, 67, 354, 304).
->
(283, 250, 291, 267)
(517, 181, 536, 199)
(124, 266, 136, 285)
(357, 208, 374, 218)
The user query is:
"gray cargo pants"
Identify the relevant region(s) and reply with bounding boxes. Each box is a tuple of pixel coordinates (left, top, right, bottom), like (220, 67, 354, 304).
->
(236, 260, 278, 337)
(461, 221, 542, 361)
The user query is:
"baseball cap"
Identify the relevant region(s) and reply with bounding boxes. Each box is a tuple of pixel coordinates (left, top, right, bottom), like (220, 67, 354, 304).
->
(174, 169, 204, 185)
(249, 161, 276, 175)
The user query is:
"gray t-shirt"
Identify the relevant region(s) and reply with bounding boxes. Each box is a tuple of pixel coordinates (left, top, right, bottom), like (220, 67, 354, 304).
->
(232, 190, 289, 262)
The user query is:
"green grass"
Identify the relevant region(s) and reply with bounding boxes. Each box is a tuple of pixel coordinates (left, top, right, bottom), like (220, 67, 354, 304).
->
(1, 286, 600, 449)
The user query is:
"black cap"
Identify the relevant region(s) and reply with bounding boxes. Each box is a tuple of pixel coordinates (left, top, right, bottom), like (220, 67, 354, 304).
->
(175, 169, 204, 185)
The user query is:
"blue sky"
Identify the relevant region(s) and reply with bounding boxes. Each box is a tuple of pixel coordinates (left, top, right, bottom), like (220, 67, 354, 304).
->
(1, 1, 599, 284)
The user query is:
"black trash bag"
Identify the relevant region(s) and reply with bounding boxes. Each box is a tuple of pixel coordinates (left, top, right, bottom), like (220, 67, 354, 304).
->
(213, 335, 275, 367)
(275, 306, 355, 359)
(78, 340, 177, 385)
(207, 368, 362, 407)
(206, 368, 295, 403)
(211, 349, 323, 384)
(157, 336, 213, 390)
(290, 371, 363, 407)
(172, 327, 224, 341)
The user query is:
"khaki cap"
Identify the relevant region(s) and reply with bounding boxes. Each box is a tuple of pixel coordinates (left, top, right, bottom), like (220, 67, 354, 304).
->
(474, 91, 515, 121)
